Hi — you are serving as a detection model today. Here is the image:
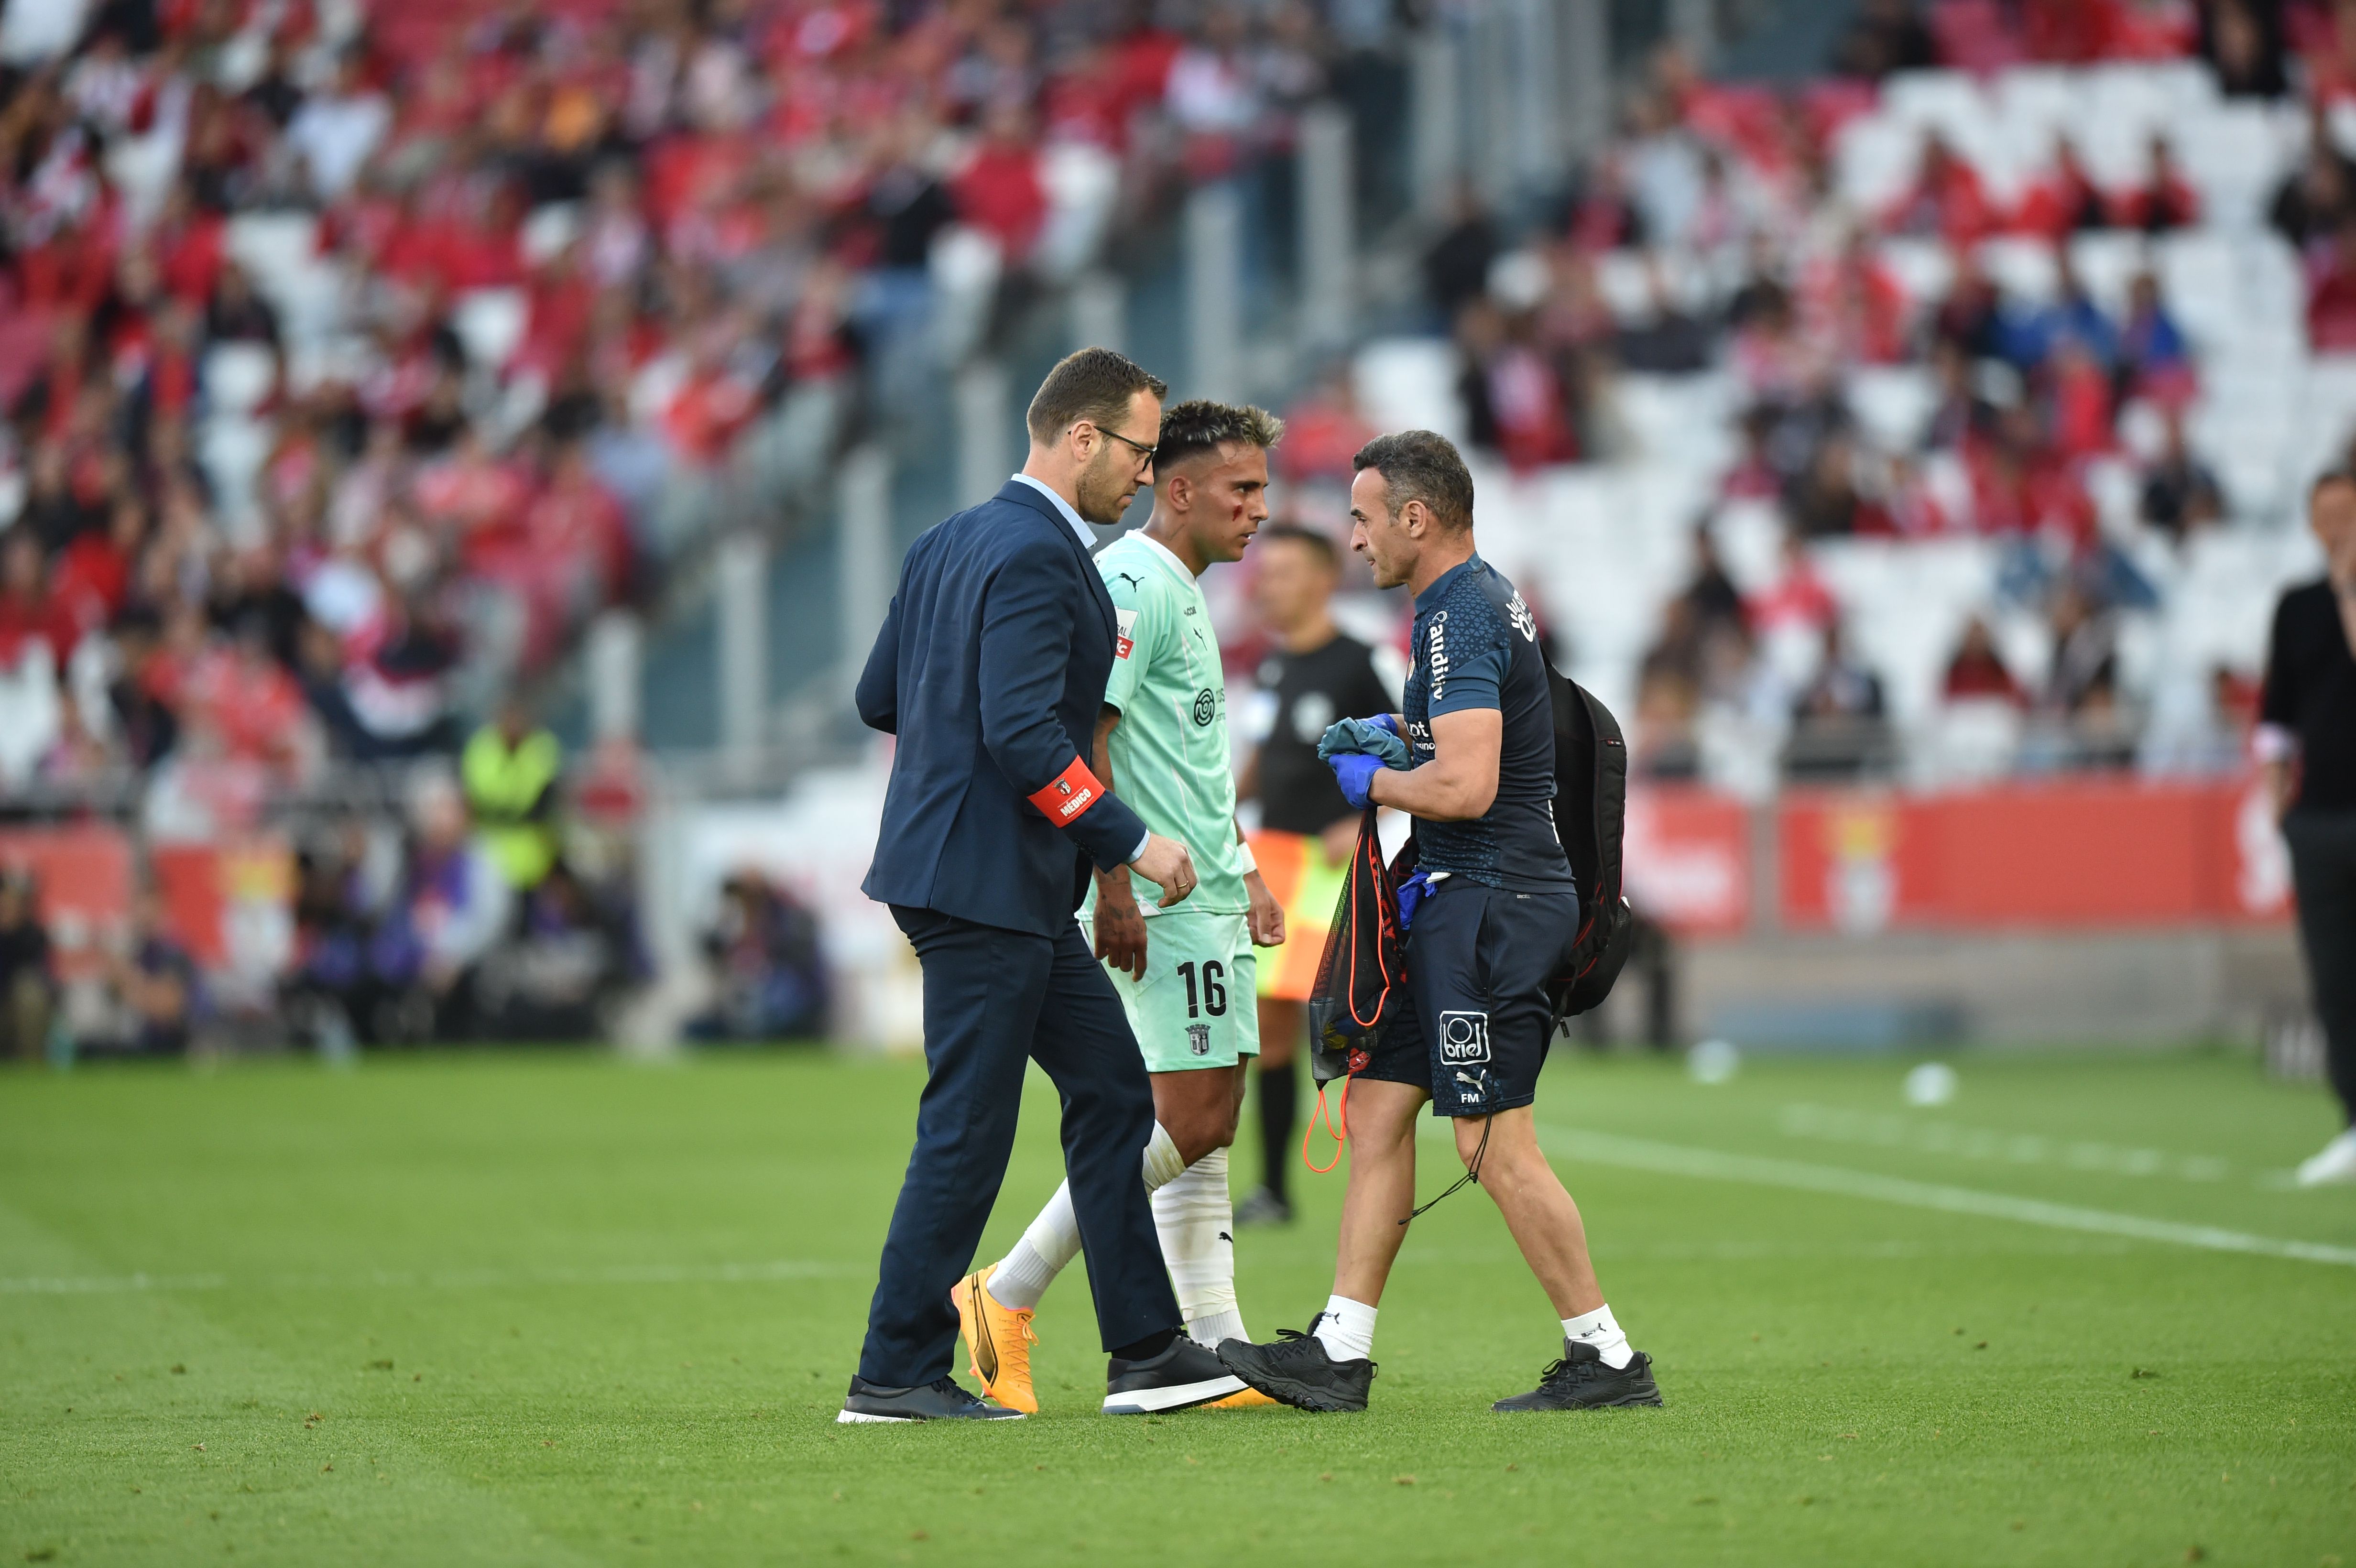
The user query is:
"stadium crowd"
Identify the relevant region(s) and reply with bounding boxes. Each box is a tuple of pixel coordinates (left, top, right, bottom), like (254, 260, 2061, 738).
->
(1396, 0, 2339, 787)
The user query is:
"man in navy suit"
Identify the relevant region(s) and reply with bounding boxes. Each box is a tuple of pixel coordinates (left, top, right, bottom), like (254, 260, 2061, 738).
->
(840, 348, 1247, 1422)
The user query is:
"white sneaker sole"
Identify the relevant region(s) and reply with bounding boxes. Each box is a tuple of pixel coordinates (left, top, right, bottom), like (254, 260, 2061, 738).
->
(835, 1407, 1026, 1424)
(1102, 1373, 1246, 1415)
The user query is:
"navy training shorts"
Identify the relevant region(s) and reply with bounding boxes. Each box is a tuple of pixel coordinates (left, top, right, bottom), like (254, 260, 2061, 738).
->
(1356, 877, 1580, 1117)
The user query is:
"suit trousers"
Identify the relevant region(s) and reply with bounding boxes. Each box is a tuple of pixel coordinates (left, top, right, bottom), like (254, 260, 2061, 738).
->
(2285, 810, 2356, 1128)
(858, 906, 1180, 1386)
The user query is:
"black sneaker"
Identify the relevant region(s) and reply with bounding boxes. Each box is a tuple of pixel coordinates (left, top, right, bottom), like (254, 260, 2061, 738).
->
(1233, 1187, 1293, 1226)
(1216, 1317, 1375, 1412)
(1103, 1335, 1246, 1414)
(1491, 1340, 1662, 1412)
(837, 1373, 1025, 1423)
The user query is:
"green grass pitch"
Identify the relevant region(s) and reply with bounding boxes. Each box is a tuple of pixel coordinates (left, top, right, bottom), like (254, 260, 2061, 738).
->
(3, 1045, 2352, 1565)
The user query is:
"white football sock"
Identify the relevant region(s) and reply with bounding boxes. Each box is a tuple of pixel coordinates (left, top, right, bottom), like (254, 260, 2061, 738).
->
(1154, 1147, 1245, 1346)
(990, 1122, 1184, 1312)
(1563, 1303, 1633, 1369)
(1313, 1295, 1377, 1362)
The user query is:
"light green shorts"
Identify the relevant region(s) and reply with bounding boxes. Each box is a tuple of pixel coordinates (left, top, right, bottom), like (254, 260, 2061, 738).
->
(1079, 907, 1261, 1073)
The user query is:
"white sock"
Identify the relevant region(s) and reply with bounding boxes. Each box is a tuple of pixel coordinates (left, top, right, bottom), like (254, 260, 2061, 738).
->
(990, 1122, 1185, 1312)
(1563, 1303, 1633, 1369)
(1154, 1147, 1245, 1346)
(1312, 1295, 1377, 1362)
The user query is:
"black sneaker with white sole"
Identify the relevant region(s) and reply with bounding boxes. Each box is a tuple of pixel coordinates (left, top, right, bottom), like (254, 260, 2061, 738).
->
(1490, 1340, 1662, 1412)
(1215, 1317, 1375, 1412)
(1102, 1335, 1246, 1414)
(838, 1373, 1025, 1423)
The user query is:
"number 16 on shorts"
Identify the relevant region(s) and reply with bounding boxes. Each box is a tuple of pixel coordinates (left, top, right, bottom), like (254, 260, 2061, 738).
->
(1084, 907, 1260, 1073)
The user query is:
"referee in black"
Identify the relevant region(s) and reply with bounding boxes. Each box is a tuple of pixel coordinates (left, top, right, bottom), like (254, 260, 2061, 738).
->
(2264, 469, 2356, 1187)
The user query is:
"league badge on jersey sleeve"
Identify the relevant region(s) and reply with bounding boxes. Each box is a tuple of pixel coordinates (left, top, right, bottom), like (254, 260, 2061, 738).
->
(1115, 608, 1139, 660)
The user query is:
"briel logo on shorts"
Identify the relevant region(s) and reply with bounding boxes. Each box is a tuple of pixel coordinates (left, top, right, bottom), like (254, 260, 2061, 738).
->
(1438, 1010, 1489, 1065)
(1187, 1023, 1211, 1056)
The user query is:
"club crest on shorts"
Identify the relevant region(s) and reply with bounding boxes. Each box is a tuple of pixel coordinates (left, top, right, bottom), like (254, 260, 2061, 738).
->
(1438, 1011, 1490, 1066)
(1187, 1023, 1212, 1056)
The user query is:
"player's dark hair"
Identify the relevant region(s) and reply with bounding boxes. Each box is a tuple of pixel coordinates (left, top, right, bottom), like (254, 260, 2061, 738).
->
(1353, 430, 1474, 534)
(1256, 522, 1339, 569)
(1025, 347, 1168, 444)
(2312, 467, 2356, 499)
(1154, 399, 1285, 473)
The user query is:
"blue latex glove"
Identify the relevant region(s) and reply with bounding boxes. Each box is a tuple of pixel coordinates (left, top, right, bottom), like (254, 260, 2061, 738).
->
(1317, 714, 1408, 770)
(1329, 750, 1385, 810)
(1396, 868, 1434, 932)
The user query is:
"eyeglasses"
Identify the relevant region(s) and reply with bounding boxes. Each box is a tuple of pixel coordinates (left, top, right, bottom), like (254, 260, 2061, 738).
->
(1082, 423, 1157, 468)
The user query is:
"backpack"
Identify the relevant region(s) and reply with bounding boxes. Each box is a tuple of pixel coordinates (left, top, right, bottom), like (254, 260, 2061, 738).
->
(1544, 668, 1633, 1024)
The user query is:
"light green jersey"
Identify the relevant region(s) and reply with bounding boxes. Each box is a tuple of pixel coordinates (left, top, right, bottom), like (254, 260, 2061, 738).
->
(1087, 531, 1246, 917)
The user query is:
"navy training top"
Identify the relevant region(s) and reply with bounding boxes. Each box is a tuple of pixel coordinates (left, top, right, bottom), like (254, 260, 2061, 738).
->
(1401, 553, 1577, 895)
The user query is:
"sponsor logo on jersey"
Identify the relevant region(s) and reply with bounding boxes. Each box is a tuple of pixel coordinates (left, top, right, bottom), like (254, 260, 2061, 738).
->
(1192, 689, 1216, 726)
(1114, 607, 1138, 660)
(1508, 593, 1538, 642)
(1426, 610, 1451, 703)
(1187, 1023, 1212, 1056)
(1438, 1010, 1490, 1065)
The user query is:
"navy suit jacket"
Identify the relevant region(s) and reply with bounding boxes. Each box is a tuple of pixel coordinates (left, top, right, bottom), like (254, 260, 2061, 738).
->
(857, 480, 1151, 937)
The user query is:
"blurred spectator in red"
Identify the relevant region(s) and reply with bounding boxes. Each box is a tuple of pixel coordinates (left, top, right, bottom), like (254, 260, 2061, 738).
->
(1277, 364, 1377, 485)
(2304, 215, 2356, 350)
(1786, 431, 1892, 539)
(1456, 301, 1579, 471)
(0, 531, 74, 668)
(2112, 135, 2200, 232)
(1746, 531, 1840, 640)
(1884, 132, 1997, 247)
(2046, 337, 2117, 461)
(950, 102, 1047, 261)
(1943, 615, 2026, 703)
(2012, 140, 2111, 240)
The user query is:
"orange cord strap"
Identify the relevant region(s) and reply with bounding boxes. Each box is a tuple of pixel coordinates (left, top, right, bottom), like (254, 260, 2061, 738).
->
(1301, 1076, 1351, 1174)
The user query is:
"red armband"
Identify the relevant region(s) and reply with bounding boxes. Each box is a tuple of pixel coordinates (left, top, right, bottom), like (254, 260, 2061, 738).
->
(1027, 757, 1107, 825)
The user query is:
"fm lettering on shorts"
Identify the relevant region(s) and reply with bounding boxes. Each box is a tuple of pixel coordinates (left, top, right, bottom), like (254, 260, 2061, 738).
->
(1438, 1010, 1490, 1066)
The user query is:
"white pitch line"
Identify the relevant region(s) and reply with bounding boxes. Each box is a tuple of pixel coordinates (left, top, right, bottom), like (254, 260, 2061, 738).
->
(1533, 1124, 2356, 1270)
(0, 1258, 860, 1296)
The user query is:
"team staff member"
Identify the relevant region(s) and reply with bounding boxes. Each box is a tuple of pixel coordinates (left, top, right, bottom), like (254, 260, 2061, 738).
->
(843, 348, 1229, 1423)
(1217, 431, 1661, 1414)
(1235, 525, 1398, 1225)
(2263, 469, 2356, 1187)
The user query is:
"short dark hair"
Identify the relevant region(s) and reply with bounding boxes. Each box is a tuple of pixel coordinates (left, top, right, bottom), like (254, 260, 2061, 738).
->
(1154, 399, 1285, 473)
(1352, 430, 1474, 533)
(2312, 468, 2356, 499)
(1255, 522, 1338, 569)
(1025, 347, 1167, 444)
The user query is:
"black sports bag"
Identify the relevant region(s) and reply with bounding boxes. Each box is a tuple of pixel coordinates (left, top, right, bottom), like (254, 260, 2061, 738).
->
(1544, 667, 1633, 1025)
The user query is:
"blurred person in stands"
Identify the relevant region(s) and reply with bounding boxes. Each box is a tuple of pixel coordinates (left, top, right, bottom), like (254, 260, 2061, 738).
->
(686, 871, 829, 1042)
(1277, 365, 1378, 489)
(2012, 139, 2112, 240)
(473, 861, 643, 1043)
(2113, 135, 2200, 234)
(1787, 622, 1891, 780)
(0, 871, 52, 1063)
(1830, 0, 1937, 78)
(1883, 131, 1996, 248)
(1943, 616, 2026, 704)
(2139, 411, 2227, 543)
(286, 822, 383, 1053)
(1423, 182, 1499, 326)
(2203, 0, 2290, 98)
(2028, 579, 2134, 770)
(370, 773, 513, 1043)
(2118, 271, 2195, 406)
(2260, 469, 2356, 1184)
(1236, 523, 1398, 1226)
(2274, 123, 2356, 253)
(88, 888, 198, 1057)
(2304, 215, 2356, 351)
(462, 700, 562, 893)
